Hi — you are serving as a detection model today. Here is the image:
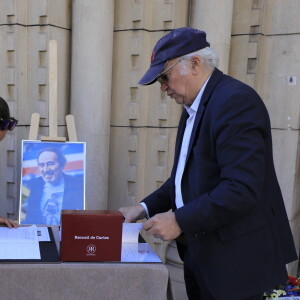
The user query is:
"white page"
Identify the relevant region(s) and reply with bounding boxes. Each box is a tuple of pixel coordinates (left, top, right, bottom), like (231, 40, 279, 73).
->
(122, 223, 143, 243)
(121, 243, 161, 262)
(0, 225, 41, 259)
(121, 223, 161, 263)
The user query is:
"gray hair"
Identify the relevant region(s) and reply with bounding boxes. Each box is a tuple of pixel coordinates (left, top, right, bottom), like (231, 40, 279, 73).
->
(180, 47, 219, 72)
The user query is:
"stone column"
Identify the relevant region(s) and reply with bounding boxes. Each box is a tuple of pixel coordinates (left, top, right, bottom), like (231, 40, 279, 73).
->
(70, 0, 114, 209)
(189, 0, 233, 74)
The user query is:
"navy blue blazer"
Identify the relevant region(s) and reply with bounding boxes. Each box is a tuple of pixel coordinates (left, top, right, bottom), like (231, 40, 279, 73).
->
(142, 68, 297, 299)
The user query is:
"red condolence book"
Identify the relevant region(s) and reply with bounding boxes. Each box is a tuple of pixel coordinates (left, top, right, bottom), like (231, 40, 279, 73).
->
(60, 210, 123, 262)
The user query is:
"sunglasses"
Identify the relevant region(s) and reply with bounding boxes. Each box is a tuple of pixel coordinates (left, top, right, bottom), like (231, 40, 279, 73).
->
(0, 117, 18, 131)
(157, 59, 183, 84)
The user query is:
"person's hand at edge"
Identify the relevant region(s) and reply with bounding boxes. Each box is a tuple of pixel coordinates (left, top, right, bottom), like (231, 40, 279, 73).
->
(0, 217, 19, 229)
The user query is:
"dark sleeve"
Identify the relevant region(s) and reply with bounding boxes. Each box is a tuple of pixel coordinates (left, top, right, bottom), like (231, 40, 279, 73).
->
(141, 178, 172, 217)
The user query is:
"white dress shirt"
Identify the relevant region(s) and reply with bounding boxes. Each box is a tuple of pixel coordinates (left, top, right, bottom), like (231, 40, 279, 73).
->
(175, 78, 209, 208)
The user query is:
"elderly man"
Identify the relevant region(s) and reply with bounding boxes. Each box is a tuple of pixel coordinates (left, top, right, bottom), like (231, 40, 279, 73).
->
(119, 27, 297, 300)
(22, 148, 84, 225)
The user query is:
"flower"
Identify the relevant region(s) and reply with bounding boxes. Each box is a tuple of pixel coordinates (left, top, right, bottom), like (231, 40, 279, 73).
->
(263, 275, 300, 299)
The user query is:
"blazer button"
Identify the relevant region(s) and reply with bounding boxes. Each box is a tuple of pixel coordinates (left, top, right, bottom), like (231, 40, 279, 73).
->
(198, 231, 206, 236)
(193, 232, 205, 237)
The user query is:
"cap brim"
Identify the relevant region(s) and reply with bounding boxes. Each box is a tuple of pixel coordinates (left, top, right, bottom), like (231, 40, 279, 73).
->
(138, 62, 166, 85)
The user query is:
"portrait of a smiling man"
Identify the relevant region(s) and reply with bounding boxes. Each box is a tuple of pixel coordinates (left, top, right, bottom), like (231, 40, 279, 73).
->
(19, 141, 85, 225)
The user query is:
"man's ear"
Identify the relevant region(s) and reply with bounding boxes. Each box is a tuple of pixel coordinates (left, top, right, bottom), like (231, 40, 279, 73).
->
(190, 56, 201, 74)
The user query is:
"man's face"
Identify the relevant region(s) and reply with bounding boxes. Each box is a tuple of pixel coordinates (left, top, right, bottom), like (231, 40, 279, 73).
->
(158, 58, 195, 106)
(38, 151, 63, 184)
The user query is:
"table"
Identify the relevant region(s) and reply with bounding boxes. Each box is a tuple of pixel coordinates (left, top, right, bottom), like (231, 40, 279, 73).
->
(0, 227, 173, 300)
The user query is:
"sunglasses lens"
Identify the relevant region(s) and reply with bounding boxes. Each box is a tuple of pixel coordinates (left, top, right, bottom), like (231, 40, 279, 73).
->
(0, 118, 18, 131)
(157, 74, 167, 84)
(8, 119, 18, 131)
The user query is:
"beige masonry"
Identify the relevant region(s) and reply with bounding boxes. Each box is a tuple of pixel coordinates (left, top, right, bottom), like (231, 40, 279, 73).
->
(189, 0, 234, 74)
(0, 0, 300, 298)
(70, 0, 114, 210)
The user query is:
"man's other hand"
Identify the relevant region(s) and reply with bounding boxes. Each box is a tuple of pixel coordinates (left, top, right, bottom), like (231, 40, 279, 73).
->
(143, 211, 182, 241)
(119, 205, 147, 223)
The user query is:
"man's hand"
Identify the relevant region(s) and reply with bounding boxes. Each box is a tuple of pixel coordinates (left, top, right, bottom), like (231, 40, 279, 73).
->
(0, 217, 18, 229)
(143, 211, 182, 241)
(119, 205, 147, 223)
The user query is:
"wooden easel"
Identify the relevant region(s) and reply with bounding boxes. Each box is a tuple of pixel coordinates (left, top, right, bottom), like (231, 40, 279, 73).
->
(29, 40, 77, 142)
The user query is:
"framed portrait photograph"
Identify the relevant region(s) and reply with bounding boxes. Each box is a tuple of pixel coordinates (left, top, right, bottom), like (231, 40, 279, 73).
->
(19, 140, 86, 225)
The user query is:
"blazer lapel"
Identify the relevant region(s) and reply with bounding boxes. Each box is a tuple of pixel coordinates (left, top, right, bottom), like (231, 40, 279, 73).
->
(186, 68, 224, 163)
(170, 110, 188, 204)
(172, 110, 189, 174)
